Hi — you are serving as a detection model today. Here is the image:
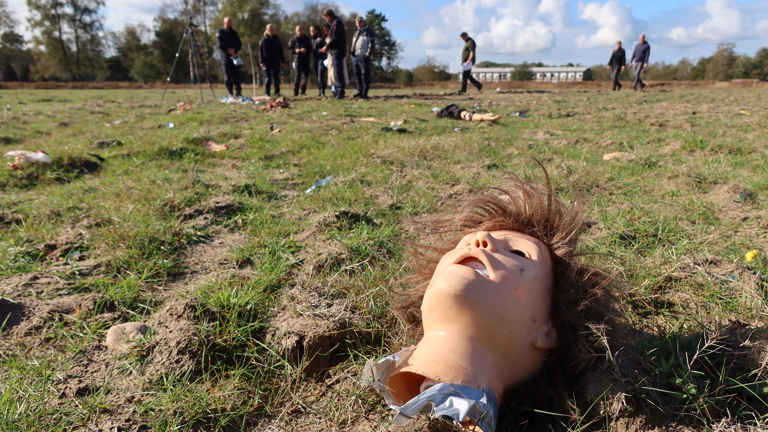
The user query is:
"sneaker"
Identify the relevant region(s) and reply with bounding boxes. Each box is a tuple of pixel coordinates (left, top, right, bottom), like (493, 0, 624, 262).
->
(477, 83, 483, 92)
(352, 92, 362, 98)
(359, 94, 369, 100)
(640, 83, 646, 90)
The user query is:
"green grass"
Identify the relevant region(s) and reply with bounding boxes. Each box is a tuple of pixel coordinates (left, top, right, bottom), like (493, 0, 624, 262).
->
(0, 86, 767, 431)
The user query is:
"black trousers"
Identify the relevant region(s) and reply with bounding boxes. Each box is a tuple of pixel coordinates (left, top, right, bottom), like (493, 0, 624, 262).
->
(461, 69, 482, 92)
(293, 60, 311, 95)
(221, 62, 241, 95)
(352, 56, 371, 96)
(263, 63, 281, 96)
(331, 53, 345, 96)
(610, 66, 622, 91)
(315, 58, 327, 92)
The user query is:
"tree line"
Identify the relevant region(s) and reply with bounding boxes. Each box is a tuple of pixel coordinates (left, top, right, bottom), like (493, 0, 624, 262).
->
(0, 0, 402, 84)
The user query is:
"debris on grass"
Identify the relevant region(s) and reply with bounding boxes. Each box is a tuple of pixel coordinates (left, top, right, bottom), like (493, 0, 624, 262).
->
(603, 152, 630, 161)
(90, 139, 124, 149)
(105, 322, 150, 353)
(202, 141, 228, 151)
(359, 117, 381, 122)
(269, 123, 282, 133)
(510, 111, 526, 117)
(746, 250, 759, 262)
(176, 101, 193, 112)
(305, 176, 334, 194)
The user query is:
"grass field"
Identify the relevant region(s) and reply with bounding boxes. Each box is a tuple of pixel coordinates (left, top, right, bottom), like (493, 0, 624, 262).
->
(0, 85, 766, 432)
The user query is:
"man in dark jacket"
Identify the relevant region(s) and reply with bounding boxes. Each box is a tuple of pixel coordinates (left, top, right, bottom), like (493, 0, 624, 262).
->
(350, 16, 375, 99)
(217, 17, 243, 97)
(459, 32, 482, 94)
(311, 25, 328, 97)
(629, 34, 650, 90)
(259, 24, 285, 96)
(319, 8, 347, 99)
(288, 25, 313, 97)
(606, 41, 626, 91)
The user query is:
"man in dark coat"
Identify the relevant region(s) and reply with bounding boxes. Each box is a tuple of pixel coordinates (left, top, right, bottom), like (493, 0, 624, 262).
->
(311, 25, 328, 97)
(629, 34, 651, 90)
(606, 41, 626, 91)
(288, 25, 313, 97)
(217, 17, 243, 97)
(259, 24, 286, 96)
(319, 8, 347, 99)
(459, 32, 482, 94)
(350, 15, 376, 99)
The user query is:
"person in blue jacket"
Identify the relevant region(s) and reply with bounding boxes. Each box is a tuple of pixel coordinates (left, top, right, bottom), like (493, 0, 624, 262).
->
(319, 8, 347, 99)
(629, 34, 650, 91)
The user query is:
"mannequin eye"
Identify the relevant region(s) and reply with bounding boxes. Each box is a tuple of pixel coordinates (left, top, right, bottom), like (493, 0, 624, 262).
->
(508, 249, 529, 259)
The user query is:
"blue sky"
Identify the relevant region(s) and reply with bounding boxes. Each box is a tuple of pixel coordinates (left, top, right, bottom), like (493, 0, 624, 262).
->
(8, 0, 768, 71)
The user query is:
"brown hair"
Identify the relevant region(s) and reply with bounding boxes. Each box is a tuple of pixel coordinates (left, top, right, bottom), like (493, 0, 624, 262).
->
(396, 165, 620, 406)
(322, 8, 335, 18)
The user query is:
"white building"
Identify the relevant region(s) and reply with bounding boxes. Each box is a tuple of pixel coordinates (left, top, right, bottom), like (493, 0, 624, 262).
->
(459, 66, 592, 82)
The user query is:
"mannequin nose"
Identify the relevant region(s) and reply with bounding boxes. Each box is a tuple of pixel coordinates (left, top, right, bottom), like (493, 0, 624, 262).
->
(470, 231, 496, 252)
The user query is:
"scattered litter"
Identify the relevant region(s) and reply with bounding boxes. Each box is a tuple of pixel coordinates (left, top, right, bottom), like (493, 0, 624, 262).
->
(4, 105, 9, 110)
(359, 117, 381, 122)
(90, 139, 124, 149)
(305, 176, 334, 194)
(322, 112, 328, 115)
(263, 97, 291, 111)
(472, 104, 482, 111)
(5, 149, 53, 169)
(390, 120, 406, 127)
(65, 250, 91, 264)
(737, 193, 748, 201)
(105, 119, 126, 126)
(410, 104, 416, 108)
(430, 107, 440, 112)
(228, 162, 237, 170)
(269, 123, 282, 133)
(165, 122, 174, 128)
(203, 141, 228, 151)
(454, 127, 462, 132)
(510, 111, 526, 117)
(348, 105, 358, 109)
(496, 87, 502, 92)
(602, 152, 629, 161)
(746, 250, 759, 262)
(726, 273, 739, 282)
(739, 110, 751, 116)
(176, 101, 193, 112)
(279, 169, 284, 174)
(381, 126, 407, 133)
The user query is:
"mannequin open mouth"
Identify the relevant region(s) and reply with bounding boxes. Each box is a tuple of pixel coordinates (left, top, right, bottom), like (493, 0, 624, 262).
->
(458, 257, 489, 278)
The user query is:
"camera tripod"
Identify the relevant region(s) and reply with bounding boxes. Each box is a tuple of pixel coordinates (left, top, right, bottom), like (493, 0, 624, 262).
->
(161, 19, 216, 102)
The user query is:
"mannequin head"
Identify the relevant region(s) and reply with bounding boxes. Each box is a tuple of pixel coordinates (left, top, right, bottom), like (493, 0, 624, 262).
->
(396, 167, 618, 405)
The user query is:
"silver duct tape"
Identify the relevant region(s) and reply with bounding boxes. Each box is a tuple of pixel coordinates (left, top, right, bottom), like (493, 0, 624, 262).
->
(362, 348, 498, 432)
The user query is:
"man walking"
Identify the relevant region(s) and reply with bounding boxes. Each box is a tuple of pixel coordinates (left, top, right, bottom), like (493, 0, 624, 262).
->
(350, 16, 375, 99)
(459, 32, 482, 94)
(319, 8, 347, 99)
(629, 34, 650, 91)
(288, 25, 312, 97)
(606, 40, 626, 91)
(217, 17, 242, 97)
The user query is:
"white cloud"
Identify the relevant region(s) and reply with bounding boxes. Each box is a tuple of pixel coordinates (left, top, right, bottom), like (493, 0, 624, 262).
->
(103, 1, 159, 31)
(756, 19, 768, 35)
(666, 0, 743, 45)
(575, 0, 640, 48)
(419, 0, 570, 55)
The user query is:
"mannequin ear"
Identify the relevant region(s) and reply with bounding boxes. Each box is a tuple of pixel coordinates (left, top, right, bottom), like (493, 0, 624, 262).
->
(532, 321, 558, 349)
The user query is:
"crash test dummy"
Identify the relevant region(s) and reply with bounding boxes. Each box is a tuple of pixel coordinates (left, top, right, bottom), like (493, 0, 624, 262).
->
(364, 169, 618, 431)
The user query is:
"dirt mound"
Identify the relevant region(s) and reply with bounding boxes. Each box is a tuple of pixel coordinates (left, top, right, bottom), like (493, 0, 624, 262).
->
(707, 182, 751, 222)
(37, 228, 88, 260)
(0, 211, 23, 227)
(144, 298, 202, 381)
(0, 297, 25, 331)
(268, 287, 363, 375)
(180, 195, 243, 229)
(11, 293, 107, 336)
(0, 270, 73, 296)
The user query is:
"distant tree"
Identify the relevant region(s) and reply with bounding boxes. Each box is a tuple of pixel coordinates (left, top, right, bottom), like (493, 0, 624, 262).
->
(27, 0, 105, 81)
(411, 55, 452, 81)
(510, 62, 533, 80)
(645, 61, 677, 80)
(361, 9, 401, 82)
(731, 54, 754, 79)
(751, 47, 768, 80)
(675, 57, 693, 80)
(705, 42, 736, 81)
(394, 67, 412, 83)
(0, 30, 33, 81)
(589, 63, 610, 81)
(690, 56, 710, 81)
(0, 0, 14, 33)
(149, 13, 190, 83)
(107, 24, 153, 81)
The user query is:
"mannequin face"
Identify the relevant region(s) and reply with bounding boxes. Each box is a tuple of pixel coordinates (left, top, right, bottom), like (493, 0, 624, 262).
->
(421, 230, 558, 371)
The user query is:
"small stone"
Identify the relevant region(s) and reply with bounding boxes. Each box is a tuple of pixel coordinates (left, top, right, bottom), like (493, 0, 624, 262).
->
(106, 322, 149, 352)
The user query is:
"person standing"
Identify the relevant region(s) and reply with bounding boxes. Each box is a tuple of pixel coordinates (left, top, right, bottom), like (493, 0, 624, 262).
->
(288, 25, 312, 97)
(350, 16, 376, 99)
(606, 40, 626, 91)
(319, 8, 347, 99)
(217, 17, 242, 97)
(629, 34, 650, 91)
(311, 25, 327, 97)
(259, 23, 285, 97)
(459, 32, 482, 94)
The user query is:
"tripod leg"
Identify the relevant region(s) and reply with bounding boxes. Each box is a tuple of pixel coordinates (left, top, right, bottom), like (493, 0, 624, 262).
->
(188, 30, 204, 103)
(161, 29, 190, 102)
(189, 31, 216, 100)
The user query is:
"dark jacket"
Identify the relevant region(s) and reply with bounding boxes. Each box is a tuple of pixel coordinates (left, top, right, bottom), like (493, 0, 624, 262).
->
(324, 16, 347, 57)
(630, 41, 650, 64)
(259, 34, 285, 65)
(288, 34, 313, 64)
(312, 36, 327, 61)
(608, 47, 625, 68)
(351, 25, 375, 58)
(217, 28, 242, 64)
(461, 37, 476, 64)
